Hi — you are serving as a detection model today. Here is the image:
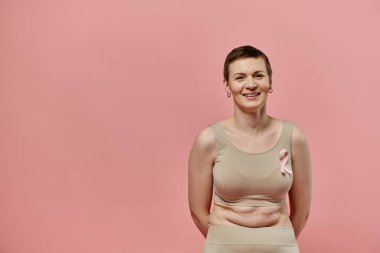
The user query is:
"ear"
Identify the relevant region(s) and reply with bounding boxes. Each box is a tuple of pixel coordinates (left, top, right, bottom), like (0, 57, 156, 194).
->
(223, 79, 230, 91)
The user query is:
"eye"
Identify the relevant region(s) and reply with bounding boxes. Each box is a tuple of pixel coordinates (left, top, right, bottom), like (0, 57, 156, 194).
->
(236, 76, 243, 80)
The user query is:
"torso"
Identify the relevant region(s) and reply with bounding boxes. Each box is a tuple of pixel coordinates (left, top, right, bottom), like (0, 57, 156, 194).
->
(209, 203, 293, 227)
(208, 116, 294, 228)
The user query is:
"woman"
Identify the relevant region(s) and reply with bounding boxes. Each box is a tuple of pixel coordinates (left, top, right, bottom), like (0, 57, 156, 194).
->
(188, 45, 312, 253)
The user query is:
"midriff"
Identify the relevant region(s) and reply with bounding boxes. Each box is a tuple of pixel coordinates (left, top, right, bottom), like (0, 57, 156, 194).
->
(208, 203, 294, 227)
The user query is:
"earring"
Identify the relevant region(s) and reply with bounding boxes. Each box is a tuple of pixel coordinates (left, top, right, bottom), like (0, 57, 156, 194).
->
(269, 88, 273, 93)
(226, 91, 231, 97)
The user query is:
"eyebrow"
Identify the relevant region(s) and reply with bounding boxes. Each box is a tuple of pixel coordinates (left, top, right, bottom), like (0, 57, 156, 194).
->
(233, 70, 264, 76)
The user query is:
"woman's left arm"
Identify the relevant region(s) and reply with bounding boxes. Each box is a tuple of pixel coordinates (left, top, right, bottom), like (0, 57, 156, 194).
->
(289, 124, 312, 239)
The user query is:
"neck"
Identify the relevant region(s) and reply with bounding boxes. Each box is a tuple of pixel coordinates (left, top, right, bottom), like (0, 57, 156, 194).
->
(232, 103, 270, 133)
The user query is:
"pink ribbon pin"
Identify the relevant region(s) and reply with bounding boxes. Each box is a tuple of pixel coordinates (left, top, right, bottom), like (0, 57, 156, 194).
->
(279, 149, 292, 175)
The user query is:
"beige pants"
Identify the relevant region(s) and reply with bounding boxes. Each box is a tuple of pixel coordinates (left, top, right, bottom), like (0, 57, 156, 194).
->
(203, 224, 300, 253)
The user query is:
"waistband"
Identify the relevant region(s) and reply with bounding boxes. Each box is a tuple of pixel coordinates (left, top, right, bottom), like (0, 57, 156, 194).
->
(206, 224, 297, 246)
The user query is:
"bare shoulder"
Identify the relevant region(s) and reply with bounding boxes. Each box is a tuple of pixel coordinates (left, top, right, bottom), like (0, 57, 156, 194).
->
(193, 124, 216, 151)
(189, 123, 217, 163)
(290, 121, 309, 145)
(289, 121, 311, 160)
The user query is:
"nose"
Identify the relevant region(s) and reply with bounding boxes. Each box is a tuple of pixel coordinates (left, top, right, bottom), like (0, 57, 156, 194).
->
(246, 77, 258, 88)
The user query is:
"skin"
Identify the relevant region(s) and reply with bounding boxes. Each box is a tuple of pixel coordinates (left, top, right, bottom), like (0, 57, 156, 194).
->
(188, 57, 312, 239)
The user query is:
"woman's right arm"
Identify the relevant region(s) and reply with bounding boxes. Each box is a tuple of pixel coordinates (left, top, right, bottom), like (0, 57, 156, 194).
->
(188, 126, 216, 238)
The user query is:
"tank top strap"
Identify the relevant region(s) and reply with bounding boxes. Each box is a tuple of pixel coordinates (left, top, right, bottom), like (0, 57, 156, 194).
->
(208, 121, 229, 152)
(277, 120, 294, 152)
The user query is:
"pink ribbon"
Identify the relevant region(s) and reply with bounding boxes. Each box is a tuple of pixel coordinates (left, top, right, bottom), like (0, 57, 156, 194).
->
(279, 149, 292, 175)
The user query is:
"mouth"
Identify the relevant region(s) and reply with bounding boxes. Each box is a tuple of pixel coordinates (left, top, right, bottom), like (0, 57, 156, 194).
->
(242, 92, 261, 98)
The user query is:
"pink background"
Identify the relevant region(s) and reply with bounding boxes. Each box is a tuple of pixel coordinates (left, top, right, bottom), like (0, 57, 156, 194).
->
(1, 0, 379, 252)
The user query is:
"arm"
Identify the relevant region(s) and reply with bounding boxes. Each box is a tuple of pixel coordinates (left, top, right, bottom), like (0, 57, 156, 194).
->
(188, 126, 216, 238)
(289, 124, 312, 239)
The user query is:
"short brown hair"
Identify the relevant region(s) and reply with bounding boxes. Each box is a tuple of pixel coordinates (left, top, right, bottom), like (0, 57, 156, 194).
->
(223, 45, 272, 84)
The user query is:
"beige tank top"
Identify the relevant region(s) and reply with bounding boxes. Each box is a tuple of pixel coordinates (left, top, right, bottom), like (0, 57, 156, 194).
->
(209, 120, 294, 208)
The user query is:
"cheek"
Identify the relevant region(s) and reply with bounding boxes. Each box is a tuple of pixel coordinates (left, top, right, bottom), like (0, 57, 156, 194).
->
(259, 83, 271, 91)
(230, 85, 243, 93)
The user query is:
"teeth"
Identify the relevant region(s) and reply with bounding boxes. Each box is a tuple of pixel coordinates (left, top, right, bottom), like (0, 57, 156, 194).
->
(244, 93, 260, 97)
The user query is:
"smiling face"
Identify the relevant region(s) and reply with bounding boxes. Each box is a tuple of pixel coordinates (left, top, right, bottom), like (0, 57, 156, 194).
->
(224, 57, 272, 111)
